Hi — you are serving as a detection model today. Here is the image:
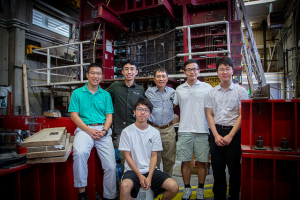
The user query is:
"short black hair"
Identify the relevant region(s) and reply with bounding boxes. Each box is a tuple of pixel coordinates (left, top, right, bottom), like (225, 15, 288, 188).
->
(184, 59, 200, 70)
(87, 63, 103, 73)
(153, 68, 168, 77)
(134, 97, 153, 113)
(123, 59, 138, 69)
(216, 57, 234, 71)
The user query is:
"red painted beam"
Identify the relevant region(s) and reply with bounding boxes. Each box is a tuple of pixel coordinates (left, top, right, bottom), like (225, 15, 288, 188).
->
(176, 0, 227, 6)
(96, 4, 127, 31)
(158, 0, 176, 22)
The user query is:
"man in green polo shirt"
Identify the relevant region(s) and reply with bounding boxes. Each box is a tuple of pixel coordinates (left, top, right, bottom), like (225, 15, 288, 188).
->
(106, 60, 145, 171)
(69, 63, 116, 200)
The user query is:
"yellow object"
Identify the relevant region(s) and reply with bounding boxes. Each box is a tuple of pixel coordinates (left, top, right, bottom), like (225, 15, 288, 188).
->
(154, 185, 229, 200)
(204, 77, 221, 87)
(26, 45, 44, 54)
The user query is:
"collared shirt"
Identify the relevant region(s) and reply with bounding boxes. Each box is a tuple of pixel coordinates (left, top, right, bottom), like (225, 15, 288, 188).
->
(68, 83, 114, 125)
(174, 80, 212, 133)
(106, 81, 145, 134)
(145, 86, 175, 125)
(205, 82, 249, 126)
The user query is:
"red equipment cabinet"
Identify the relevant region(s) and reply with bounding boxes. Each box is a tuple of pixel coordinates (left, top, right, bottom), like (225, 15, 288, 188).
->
(241, 100, 300, 200)
(241, 99, 300, 155)
(0, 116, 105, 200)
(241, 153, 300, 200)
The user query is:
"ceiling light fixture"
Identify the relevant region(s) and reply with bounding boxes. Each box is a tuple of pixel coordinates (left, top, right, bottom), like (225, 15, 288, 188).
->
(244, 0, 276, 6)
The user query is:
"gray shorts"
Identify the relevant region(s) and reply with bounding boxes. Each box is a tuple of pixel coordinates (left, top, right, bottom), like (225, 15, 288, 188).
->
(176, 132, 210, 162)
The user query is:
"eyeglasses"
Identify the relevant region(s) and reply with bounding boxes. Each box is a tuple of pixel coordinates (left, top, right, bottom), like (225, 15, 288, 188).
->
(218, 68, 232, 73)
(155, 75, 167, 79)
(185, 68, 199, 73)
(136, 107, 150, 113)
(89, 71, 102, 76)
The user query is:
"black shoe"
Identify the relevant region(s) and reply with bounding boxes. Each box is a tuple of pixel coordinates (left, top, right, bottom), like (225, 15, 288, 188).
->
(228, 197, 239, 200)
(78, 194, 89, 200)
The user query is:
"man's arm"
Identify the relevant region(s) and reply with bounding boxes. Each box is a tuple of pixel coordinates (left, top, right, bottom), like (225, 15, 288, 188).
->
(101, 113, 113, 136)
(124, 151, 148, 189)
(206, 108, 225, 146)
(144, 151, 158, 190)
(223, 108, 242, 145)
(70, 112, 102, 140)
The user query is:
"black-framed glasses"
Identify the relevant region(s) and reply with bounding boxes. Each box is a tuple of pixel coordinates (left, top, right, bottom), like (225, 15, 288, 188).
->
(136, 107, 150, 113)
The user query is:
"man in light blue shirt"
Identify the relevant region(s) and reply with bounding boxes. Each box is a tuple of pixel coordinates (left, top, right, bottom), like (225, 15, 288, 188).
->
(145, 68, 176, 177)
(69, 63, 116, 200)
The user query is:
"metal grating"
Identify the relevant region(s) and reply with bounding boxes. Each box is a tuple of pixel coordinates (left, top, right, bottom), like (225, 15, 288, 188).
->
(32, 9, 70, 37)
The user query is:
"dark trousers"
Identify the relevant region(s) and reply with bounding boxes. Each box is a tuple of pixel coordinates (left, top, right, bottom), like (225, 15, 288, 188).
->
(210, 125, 241, 200)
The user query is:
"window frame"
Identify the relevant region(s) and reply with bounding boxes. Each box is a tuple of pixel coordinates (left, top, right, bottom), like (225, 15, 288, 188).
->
(32, 8, 71, 38)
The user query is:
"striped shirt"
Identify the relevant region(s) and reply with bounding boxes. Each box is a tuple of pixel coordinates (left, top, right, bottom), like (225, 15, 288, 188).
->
(205, 82, 249, 126)
(146, 86, 175, 125)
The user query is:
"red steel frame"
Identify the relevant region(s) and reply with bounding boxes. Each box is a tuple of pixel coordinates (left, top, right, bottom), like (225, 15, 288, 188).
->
(241, 153, 300, 200)
(178, 0, 243, 75)
(78, 0, 176, 79)
(241, 99, 300, 155)
(241, 100, 300, 200)
(0, 115, 104, 200)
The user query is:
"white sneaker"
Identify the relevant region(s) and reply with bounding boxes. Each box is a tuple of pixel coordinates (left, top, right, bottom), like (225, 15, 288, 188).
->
(182, 187, 192, 200)
(196, 188, 204, 200)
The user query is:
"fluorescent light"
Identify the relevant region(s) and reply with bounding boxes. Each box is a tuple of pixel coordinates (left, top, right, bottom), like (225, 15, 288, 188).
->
(244, 0, 276, 6)
(242, 24, 253, 28)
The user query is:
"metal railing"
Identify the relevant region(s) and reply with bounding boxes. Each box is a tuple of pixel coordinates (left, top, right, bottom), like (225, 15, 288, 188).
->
(29, 21, 231, 87)
(30, 41, 91, 86)
(175, 21, 231, 59)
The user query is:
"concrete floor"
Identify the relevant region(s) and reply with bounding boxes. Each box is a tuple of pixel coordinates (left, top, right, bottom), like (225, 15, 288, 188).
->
(155, 160, 233, 200)
(120, 161, 235, 200)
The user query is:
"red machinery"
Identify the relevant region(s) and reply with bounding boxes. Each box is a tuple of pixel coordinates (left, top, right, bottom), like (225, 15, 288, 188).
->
(77, 0, 243, 77)
(241, 99, 300, 200)
(0, 116, 104, 200)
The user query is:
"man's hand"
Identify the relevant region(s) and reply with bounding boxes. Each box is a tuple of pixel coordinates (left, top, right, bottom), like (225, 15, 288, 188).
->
(144, 177, 151, 190)
(86, 127, 102, 140)
(215, 134, 226, 146)
(138, 175, 148, 189)
(223, 134, 233, 145)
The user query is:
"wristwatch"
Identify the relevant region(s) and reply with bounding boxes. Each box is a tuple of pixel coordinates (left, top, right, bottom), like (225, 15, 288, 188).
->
(102, 129, 108, 136)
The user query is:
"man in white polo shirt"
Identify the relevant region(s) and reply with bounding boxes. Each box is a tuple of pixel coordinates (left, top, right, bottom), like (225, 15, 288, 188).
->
(205, 57, 248, 200)
(174, 59, 212, 200)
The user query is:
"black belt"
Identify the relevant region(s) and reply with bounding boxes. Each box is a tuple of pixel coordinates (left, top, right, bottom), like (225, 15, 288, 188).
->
(87, 123, 104, 126)
(215, 124, 233, 130)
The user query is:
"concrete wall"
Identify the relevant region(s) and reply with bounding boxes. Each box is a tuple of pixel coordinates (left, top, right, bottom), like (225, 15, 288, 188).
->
(0, 1, 9, 87)
(0, 0, 79, 115)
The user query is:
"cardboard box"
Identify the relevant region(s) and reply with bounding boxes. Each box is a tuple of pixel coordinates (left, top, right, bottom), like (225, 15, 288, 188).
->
(43, 110, 62, 117)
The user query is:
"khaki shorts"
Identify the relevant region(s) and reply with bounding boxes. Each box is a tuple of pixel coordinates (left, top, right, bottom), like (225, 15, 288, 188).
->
(176, 132, 209, 162)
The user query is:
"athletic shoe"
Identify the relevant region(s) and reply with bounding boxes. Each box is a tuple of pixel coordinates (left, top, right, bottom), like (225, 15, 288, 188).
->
(182, 187, 192, 200)
(196, 188, 204, 200)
